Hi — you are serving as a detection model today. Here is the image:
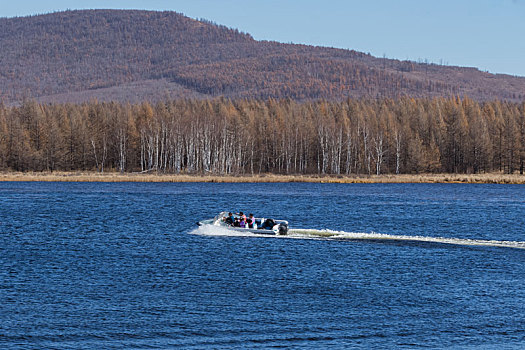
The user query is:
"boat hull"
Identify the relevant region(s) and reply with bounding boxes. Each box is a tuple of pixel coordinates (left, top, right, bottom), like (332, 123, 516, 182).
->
(196, 222, 281, 235)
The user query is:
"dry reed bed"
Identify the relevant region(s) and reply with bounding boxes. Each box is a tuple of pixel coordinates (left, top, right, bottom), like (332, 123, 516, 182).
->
(1, 172, 525, 184)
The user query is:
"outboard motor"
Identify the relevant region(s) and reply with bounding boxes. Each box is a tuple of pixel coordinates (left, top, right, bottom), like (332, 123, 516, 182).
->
(278, 222, 288, 235)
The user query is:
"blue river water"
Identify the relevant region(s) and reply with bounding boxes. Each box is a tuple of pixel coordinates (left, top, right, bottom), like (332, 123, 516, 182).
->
(1, 182, 524, 349)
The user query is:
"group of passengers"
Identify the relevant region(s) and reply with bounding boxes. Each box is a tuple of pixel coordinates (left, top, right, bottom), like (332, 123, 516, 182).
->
(223, 212, 257, 229)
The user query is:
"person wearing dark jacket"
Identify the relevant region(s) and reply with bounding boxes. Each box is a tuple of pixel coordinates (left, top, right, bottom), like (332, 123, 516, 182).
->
(224, 212, 234, 226)
(247, 213, 255, 228)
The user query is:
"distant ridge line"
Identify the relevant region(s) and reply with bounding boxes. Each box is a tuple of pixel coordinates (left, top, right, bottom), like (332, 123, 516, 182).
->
(0, 9, 524, 103)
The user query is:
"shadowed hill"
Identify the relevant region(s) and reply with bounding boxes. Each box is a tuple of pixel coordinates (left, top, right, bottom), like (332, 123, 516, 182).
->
(0, 9, 524, 103)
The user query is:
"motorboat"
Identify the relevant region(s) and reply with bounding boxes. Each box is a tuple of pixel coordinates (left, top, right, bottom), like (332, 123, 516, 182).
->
(197, 211, 289, 235)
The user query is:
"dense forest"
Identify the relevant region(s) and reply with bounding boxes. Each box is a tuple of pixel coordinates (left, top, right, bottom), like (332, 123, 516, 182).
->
(1, 10, 525, 104)
(1, 97, 524, 175)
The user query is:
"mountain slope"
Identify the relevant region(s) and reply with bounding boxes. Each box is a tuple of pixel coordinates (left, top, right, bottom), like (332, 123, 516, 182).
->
(0, 9, 524, 103)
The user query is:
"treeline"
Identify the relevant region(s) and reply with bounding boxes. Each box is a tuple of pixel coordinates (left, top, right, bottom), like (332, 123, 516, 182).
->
(1, 97, 524, 175)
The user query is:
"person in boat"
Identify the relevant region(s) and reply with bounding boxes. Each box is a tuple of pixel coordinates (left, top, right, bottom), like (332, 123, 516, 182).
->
(223, 212, 234, 226)
(247, 213, 255, 229)
(239, 217, 246, 228)
(237, 211, 247, 222)
(233, 217, 241, 227)
(261, 218, 276, 230)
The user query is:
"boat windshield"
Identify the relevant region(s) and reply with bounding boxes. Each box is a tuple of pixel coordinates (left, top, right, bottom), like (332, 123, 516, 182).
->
(213, 212, 228, 221)
(212, 212, 230, 225)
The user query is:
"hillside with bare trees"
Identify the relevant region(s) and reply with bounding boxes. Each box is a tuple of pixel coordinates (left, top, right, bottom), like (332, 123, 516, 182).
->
(1, 9, 524, 104)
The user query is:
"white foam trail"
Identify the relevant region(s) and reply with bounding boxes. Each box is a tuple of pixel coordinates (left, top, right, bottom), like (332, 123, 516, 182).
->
(291, 229, 525, 250)
(189, 226, 525, 250)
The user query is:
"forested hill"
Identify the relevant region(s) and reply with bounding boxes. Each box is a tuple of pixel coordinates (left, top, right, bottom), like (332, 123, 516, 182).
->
(1, 9, 524, 104)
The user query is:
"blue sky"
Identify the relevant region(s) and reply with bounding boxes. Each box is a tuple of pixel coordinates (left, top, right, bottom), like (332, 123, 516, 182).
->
(2, 0, 524, 76)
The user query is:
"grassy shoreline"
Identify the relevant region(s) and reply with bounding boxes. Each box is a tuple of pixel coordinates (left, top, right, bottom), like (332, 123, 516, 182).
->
(1, 171, 525, 184)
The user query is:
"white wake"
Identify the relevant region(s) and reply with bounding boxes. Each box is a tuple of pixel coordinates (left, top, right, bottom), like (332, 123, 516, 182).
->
(189, 226, 525, 250)
(290, 229, 525, 250)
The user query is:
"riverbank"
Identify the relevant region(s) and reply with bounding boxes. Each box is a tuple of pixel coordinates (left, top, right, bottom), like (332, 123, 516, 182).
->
(1, 171, 524, 184)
